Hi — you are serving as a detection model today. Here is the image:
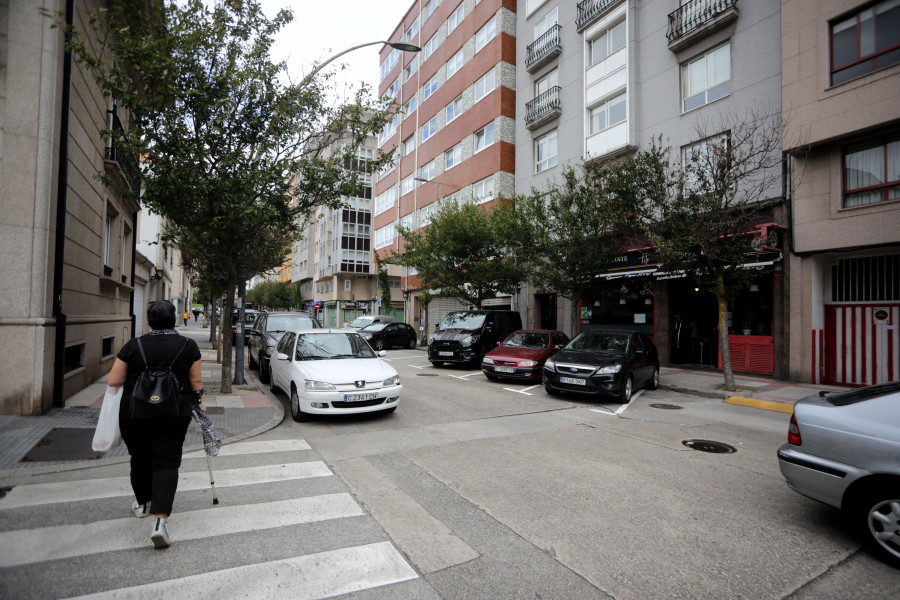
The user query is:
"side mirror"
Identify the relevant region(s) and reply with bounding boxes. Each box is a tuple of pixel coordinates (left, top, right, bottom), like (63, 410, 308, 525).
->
(275, 352, 289, 361)
(378, 350, 387, 357)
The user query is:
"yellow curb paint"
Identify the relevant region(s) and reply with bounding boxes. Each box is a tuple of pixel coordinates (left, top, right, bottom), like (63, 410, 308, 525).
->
(724, 396, 794, 414)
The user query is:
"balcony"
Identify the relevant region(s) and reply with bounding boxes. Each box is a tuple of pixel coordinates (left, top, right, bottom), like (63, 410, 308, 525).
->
(666, 0, 738, 53)
(526, 24, 562, 73)
(576, 0, 624, 33)
(104, 105, 141, 193)
(525, 86, 561, 130)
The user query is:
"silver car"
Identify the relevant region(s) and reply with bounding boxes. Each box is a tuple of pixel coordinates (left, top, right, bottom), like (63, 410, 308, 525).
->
(777, 381, 900, 567)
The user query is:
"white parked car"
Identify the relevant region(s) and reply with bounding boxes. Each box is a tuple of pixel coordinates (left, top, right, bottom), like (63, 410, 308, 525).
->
(269, 329, 401, 422)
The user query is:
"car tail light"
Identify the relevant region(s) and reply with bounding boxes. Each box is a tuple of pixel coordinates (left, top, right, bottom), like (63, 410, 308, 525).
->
(787, 413, 801, 446)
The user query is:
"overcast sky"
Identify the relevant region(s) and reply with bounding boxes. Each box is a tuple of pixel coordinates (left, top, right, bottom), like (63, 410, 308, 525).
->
(259, 0, 415, 97)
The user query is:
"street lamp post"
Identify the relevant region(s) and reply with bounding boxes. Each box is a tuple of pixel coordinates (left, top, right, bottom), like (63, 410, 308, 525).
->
(300, 41, 420, 89)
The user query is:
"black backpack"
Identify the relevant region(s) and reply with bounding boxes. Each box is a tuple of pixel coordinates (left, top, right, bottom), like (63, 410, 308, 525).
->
(130, 337, 189, 419)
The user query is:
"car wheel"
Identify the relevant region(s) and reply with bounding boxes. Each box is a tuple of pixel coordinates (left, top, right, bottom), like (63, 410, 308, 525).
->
(269, 370, 279, 394)
(851, 482, 900, 567)
(373, 339, 384, 351)
(647, 365, 660, 390)
(290, 387, 310, 422)
(259, 357, 270, 383)
(408, 338, 418, 349)
(248, 349, 258, 370)
(619, 375, 634, 403)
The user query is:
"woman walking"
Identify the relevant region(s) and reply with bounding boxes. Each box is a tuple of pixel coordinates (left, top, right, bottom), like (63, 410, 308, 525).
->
(107, 300, 204, 548)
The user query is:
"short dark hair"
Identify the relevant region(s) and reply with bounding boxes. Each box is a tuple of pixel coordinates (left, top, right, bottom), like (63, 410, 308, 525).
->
(148, 300, 176, 329)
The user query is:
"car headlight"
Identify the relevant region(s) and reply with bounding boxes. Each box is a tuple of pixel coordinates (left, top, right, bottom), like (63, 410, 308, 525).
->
(429, 334, 437, 344)
(383, 374, 400, 386)
(460, 334, 479, 347)
(482, 356, 495, 364)
(519, 360, 538, 368)
(599, 364, 622, 374)
(265, 347, 273, 356)
(360, 332, 372, 339)
(304, 380, 336, 391)
(544, 358, 556, 370)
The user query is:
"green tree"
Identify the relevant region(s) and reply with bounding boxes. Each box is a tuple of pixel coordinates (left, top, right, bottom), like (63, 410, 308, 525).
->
(508, 166, 628, 335)
(394, 199, 526, 309)
(61, 0, 392, 392)
(375, 257, 392, 316)
(610, 111, 783, 391)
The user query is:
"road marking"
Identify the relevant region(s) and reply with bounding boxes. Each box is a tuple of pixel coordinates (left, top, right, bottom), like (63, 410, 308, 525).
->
(0, 494, 364, 567)
(590, 408, 617, 416)
(725, 396, 794, 413)
(0, 462, 333, 509)
(183, 439, 311, 458)
(502, 384, 541, 396)
(63, 542, 417, 600)
(449, 372, 481, 380)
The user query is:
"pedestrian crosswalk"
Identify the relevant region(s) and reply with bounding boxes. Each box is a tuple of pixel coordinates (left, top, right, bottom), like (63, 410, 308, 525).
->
(0, 437, 419, 598)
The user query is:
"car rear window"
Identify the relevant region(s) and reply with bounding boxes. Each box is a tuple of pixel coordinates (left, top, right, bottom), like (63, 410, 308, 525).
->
(825, 381, 900, 406)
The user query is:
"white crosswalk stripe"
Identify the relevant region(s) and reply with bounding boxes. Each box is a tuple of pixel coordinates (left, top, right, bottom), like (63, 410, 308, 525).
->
(0, 438, 419, 598)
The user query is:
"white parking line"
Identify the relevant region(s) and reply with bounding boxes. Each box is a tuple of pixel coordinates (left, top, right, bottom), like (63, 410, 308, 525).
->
(449, 372, 481, 380)
(589, 391, 643, 417)
(502, 385, 541, 396)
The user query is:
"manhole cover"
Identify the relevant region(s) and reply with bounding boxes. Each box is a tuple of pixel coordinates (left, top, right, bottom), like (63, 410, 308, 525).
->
(650, 403, 682, 410)
(20, 428, 105, 462)
(416, 373, 439, 376)
(682, 439, 737, 454)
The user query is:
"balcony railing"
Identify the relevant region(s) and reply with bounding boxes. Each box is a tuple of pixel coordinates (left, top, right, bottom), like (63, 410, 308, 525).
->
(667, 0, 738, 51)
(526, 24, 562, 73)
(525, 86, 562, 130)
(105, 105, 141, 193)
(576, 0, 623, 32)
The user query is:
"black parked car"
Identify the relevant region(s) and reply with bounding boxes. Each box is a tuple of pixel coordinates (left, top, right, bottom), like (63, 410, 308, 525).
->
(231, 309, 259, 346)
(248, 311, 320, 382)
(542, 329, 659, 403)
(428, 310, 523, 367)
(357, 322, 419, 350)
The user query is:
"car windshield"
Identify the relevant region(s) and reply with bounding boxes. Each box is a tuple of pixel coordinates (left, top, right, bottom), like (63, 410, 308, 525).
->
(362, 323, 389, 332)
(439, 312, 486, 330)
(294, 333, 376, 360)
(267, 315, 316, 331)
(566, 332, 630, 355)
(825, 380, 900, 406)
(502, 332, 549, 349)
(348, 317, 374, 328)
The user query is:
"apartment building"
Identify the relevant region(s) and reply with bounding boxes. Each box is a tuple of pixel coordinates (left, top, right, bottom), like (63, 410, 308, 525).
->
(782, 0, 900, 385)
(376, 0, 518, 333)
(515, 0, 788, 377)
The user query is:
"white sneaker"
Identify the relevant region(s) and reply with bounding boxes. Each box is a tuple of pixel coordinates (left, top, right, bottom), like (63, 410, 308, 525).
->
(151, 517, 171, 549)
(132, 501, 150, 518)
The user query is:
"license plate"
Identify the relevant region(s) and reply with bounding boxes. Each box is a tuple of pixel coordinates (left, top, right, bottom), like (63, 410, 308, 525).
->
(560, 377, 586, 385)
(495, 366, 515, 373)
(439, 351, 454, 357)
(344, 393, 377, 402)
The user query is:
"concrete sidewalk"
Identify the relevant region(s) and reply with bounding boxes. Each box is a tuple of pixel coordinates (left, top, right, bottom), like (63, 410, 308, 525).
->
(0, 319, 283, 474)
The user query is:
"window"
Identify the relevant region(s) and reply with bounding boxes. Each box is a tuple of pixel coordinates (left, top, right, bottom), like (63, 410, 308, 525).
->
(378, 113, 399, 146)
(424, 34, 439, 60)
(590, 20, 626, 65)
(473, 175, 495, 203)
(424, 75, 439, 100)
(844, 135, 900, 207)
(420, 159, 438, 180)
(403, 95, 417, 117)
(535, 69, 558, 95)
(64, 343, 84, 373)
(445, 143, 462, 169)
(403, 134, 416, 156)
(682, 43, 731, 112)
(406, 19, 418, 42)
(681, 133, 731, 193)
(383, 78, 399, 101)
(104, 213, 114, 268)
(423, 116, 438, 141)
(375, 224, 395, 250)
(375, 187, 397, 216)
(534, 6, 558, 38)
(474, 122, 495, 152)
(832, 0, 900, 85)
(474, 69, 496, 103)
(446, 95, 463, 122)
(404, 58, 418, 81)
(423, 0, 440, 21)
(447, 48, 465, 78)
(448, 3, 464, 34)
(402, 175, 418, 195)
(475, 16, 497, 52)
(589, 92, 626, 134)
(344, 279, 352, 292)
(536, 130, 558, 173)
(380, 49, 400, 81)
(102, 336, 114, 358)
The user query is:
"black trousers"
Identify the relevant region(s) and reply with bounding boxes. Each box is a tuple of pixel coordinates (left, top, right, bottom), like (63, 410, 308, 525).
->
(119, 416, 191, 516)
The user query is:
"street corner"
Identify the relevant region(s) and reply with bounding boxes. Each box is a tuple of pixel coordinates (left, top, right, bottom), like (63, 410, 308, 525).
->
(724, 396, 794, 413)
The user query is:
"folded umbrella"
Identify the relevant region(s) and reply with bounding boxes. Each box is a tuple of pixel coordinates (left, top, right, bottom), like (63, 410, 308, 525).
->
(190, 400, 222, 456)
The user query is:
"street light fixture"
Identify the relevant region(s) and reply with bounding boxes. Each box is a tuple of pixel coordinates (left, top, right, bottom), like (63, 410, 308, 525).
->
(301, 40, 421, 88)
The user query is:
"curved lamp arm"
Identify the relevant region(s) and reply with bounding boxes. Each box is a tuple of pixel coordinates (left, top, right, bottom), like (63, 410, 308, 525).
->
(300, 41, 420, 89)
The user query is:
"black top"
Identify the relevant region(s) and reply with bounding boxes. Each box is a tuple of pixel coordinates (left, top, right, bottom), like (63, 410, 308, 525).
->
(117, 333, 202, 419)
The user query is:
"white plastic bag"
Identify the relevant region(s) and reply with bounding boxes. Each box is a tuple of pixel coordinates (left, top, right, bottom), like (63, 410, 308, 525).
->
(92, 385, 123, 452)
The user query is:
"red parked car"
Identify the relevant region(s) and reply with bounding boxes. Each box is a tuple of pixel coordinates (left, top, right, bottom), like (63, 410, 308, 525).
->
(482, 329, 570, 382)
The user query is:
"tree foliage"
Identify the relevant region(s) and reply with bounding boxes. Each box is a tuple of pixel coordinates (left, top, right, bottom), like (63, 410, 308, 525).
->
(60, 0, 393, 391)
(394, 200, 527, 309)
(247, 280, 303, 311)
(375, 258, 392, 316)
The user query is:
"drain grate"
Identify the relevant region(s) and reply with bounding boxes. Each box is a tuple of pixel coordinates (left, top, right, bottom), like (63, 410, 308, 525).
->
(650, 403, 682, 410)
(682, 439, 737, 454)
(416, 373, 439, 376)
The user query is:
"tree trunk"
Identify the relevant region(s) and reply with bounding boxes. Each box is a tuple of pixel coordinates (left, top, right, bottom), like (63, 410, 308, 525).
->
(220, 285, 236, 394)
(715, 274, 736, 392)
(569, 295, 580, 339)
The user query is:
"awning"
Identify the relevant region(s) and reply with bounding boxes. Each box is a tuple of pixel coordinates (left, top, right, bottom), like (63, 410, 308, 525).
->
(597, 267, 660, 280)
